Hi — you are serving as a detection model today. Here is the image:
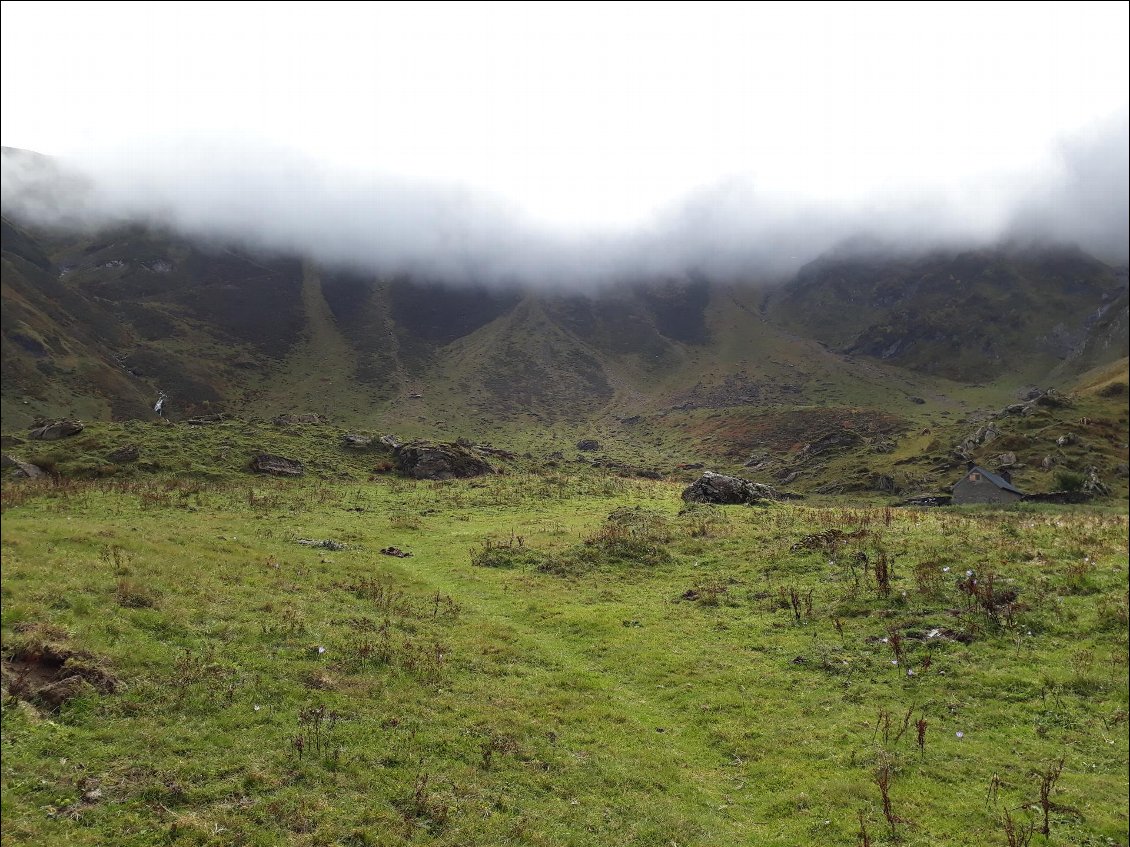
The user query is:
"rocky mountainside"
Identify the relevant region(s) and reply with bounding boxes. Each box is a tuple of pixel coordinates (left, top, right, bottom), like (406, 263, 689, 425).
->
(764, 242, 1127, 382)
(3, 210, 1128, 498)
(3, 215, 1127, 429)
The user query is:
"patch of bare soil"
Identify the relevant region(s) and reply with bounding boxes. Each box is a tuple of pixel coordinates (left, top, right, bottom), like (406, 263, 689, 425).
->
(2, 623, 118, 711)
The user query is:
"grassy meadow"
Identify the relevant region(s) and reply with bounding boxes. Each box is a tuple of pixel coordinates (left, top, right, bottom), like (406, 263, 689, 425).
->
(1, 461, 1127, 846)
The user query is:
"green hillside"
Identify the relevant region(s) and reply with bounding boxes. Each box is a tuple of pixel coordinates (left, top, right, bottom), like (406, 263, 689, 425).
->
(2, 463, 1127, 846)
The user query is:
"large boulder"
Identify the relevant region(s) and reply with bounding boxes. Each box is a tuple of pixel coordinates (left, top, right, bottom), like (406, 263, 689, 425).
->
(249, 454, 304, 476)
(394, 442, 493, 480)
(576, 439, 602, 452)
(681, 471, 783, 504)
(28, 420, 84, 441)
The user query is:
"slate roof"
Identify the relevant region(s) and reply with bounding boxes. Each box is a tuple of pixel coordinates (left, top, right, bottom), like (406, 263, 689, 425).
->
(966, 465, 1024, 495)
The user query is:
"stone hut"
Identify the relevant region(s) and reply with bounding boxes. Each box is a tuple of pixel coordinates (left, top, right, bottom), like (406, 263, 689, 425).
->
(952, 465, 1023, 505)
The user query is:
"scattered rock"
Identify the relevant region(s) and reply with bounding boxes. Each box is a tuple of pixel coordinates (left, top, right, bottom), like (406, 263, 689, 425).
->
(1055, 433, 1076, 447)
(900, 494, 952, 507)
(380, 546, 412, 558)
(1083, 466, 1110, 497)
(2, 454, 46, 479)
(1003, 388, 1070, 417)
(249, 454, 304, 476)
(273, 413, 325, 426)
(394, 442, 493, 480)
(993, 452, 1018, 468)
(621, 415, 642, 425)
(186, 414, 227, 426)
(576, 439, 602, 452)
(798, 430, 859, 457)
(106, 444, 140, 463)
(297, 538, 346, 550)
(342, 434, 373, 449)
(1034, 389, 1070, 408)
(1040, 455, 1057, 470)
(378, 434, 402, 451)
(681, 471, 788, 505)
(678, 462, 705, 470)
(27, 419, 84, 441)
(910, 396, 926, 405)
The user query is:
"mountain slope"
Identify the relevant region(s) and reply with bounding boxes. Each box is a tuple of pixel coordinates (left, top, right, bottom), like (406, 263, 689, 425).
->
(765, 244, 1126, 382)
(2, 210, 1127, 499)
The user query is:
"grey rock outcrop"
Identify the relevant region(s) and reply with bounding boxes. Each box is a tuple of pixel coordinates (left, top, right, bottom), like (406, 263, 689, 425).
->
(394, 442, 493, 480)
(681, 471, 784, 505)
(249, 454, 304, 476)
(28, 420, 84, 441)
(1, 454, 46, 478)
(993, 452, 1018, 468)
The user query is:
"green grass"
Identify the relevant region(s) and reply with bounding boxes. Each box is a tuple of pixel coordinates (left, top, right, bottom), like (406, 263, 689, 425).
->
(2, 467, 1127, 846)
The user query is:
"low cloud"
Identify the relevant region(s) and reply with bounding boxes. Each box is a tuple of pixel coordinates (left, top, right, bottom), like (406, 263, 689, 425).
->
(2, 113, 1127, 289)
